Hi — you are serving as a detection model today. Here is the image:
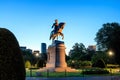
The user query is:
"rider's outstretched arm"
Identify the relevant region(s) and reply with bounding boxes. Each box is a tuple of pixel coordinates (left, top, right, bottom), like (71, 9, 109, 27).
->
(52, 23, 55, 28)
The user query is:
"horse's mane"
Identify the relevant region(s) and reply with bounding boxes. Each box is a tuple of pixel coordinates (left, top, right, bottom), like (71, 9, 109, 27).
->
(59, 22, 65, 28)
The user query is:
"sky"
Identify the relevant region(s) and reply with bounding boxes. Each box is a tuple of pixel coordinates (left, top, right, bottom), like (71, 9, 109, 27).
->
(0, 0, 120, 55)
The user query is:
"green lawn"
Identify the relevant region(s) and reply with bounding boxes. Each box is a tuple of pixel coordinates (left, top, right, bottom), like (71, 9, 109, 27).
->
(26, 68, 120, 77)
(26, 69, 83, 77)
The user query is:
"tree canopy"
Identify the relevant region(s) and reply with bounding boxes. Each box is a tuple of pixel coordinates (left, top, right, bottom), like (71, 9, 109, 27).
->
(95, 22, 120, 64)
(70, 43, 87, 60)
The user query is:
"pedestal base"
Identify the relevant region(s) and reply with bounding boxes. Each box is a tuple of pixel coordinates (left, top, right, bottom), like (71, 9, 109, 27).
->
(39, 67, 78, 72)
(39, 40, 77, 72)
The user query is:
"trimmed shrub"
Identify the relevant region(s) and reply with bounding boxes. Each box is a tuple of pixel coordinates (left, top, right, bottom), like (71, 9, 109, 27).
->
(0, 28, 26, 80)
(67, 60, 92, 69)
(92, 59, 106, 68)
(80, 61, 92, 66)
(25, 60, 31, 68)
(82, 68, 109, 74)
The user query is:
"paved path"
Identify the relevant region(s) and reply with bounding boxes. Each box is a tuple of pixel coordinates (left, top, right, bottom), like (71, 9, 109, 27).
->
(26, 76, 120, 80)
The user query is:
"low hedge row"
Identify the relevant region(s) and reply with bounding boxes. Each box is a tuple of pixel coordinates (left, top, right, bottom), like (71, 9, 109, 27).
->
(82, 68, 109, 74)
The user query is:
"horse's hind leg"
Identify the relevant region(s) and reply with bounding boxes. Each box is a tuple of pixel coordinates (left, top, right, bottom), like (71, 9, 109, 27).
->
(53, 35, 56, 40)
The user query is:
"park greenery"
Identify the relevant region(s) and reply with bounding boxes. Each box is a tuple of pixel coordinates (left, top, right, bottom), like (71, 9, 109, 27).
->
(95, 22, 120, 65)
(67, 22, 120, 69)
(22, 22, 120, 77)
(21, 22, 120, 70)
(24, 22, 120, 77)
(25, 68, 120, 77)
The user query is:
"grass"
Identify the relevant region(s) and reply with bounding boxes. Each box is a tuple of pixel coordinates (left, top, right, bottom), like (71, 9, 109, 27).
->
(26, 70, 83, 77)
(26, 68, 120, 77)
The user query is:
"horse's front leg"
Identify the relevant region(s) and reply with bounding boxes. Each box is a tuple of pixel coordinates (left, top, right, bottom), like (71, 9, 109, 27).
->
(60, 33, 64, 39)
(49, 33, 53, 40)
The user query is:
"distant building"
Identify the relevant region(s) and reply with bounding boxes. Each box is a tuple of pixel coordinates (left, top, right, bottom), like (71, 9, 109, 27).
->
(87, 45, 96, 51)
(33, 50, 40, 54)
(41, 43, 47, 53)
(20, 46, 32, 54)
(26, 49, 32, 54)
(20, 46, 27, 51)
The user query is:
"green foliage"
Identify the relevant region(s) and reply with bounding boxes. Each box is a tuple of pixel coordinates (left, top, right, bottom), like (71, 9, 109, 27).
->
(65, 54, 70, 62)
(82, 68, 109, 74)
(95, 22, 120, 64)
(0, 28, 26, 80)
(35, 53, 47, 68)
(25, 60, 31, 68)
(36, 59, 46, 68)
(80, 61, 92, 66)
(85, 49, 95, 61)
(22, 50, 34, 62)
(70, 43, 87, 60)
(67, 60, 91, 69)
(69, 43, 96, 61)
(91, 51, 108, 64)
(67, 60, 79, 68)
(92, 59, 106, 68)
(41, 53, 47, 61)
(107, 64, 119, 68)
(95, 23, 120, 50)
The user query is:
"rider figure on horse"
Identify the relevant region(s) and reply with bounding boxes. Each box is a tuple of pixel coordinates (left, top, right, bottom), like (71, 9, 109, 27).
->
(50, 19, 65, 40)
(52, 19, 59, 34)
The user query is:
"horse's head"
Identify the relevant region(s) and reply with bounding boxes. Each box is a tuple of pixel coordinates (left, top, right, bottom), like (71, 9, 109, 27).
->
(59, 22, 65, 29)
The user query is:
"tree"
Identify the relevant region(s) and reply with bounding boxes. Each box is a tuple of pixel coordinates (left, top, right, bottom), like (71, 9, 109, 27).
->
(70, 43, 87, 60)
(22, 50, 34, 63)
(95, 22, 120, 64)
(36, 59, 45, 68)
(41, 53, 47, 62)
(66, 54, 70, 62)
(0, 28, 26, 80)
(84, 49, 95, 61)
(91, 51, 108, 64)
(37, 53, 47, 67)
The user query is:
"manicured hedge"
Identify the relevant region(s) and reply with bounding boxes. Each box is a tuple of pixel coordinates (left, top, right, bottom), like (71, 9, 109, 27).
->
(67, 60, 92, 69)
(0, 28, 26, 80)
(82, 68, 109, 74)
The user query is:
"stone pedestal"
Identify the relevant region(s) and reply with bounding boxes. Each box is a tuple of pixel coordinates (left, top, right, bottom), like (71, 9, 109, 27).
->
(46, 40, 67, 68)
(39, 40, 77, 72)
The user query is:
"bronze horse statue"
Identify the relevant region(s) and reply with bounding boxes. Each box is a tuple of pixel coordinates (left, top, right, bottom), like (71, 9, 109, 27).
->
(50, 22, 65, 40)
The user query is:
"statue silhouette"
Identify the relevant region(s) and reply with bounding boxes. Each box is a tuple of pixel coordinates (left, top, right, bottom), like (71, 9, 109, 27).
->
(50, 19, 65, 40)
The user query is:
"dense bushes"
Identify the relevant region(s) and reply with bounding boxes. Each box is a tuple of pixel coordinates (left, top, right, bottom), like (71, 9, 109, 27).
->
(67, 60, 91, 68)
(0, 28, 26, 80)
(92, 59, 106, 68)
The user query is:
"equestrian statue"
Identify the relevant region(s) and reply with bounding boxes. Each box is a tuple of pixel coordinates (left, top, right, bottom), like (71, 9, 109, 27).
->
(49, 19, 65, 40)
